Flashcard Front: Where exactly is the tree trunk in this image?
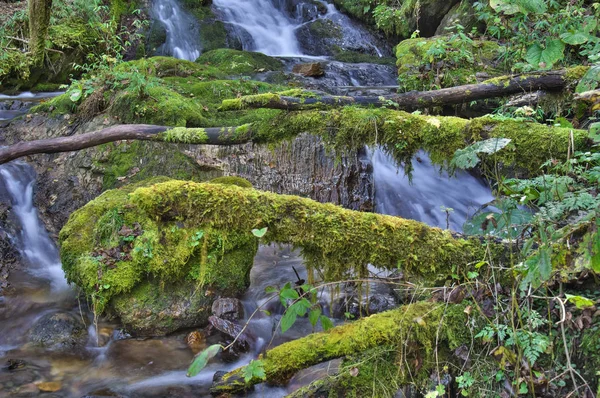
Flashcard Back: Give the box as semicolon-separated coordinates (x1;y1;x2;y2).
28;0;53;65
219;69;587;112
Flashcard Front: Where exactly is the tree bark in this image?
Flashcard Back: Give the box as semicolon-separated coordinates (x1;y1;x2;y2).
219;69;583;112
28;0;53;65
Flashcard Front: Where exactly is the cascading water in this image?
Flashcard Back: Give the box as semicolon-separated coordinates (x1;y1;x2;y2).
152;0;201;60
213;0;303;56
0;162;67;290
371;148;495;231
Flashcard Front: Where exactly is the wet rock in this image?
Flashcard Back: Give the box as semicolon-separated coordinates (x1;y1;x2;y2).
292;62;325;77
208;315;253;354
36;381;62;392
211;297;243;321
29;311;88;352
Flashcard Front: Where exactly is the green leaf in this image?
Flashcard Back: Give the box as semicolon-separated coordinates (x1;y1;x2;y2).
576;65;600;93
560;31;590;45
264;286;278;294
525;40;565;69
241;360;266;382
515;0;547;14
320;315;334;331
251;227;268;238
565;294;595;309
451;138;512;169
187;344;221;377
589;123;600;143
309;308;321;328
281;308;298;333
69;88;83;102
489;0;520;14
280;286;299;302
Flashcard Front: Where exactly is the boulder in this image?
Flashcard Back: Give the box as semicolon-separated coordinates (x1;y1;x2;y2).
292;62;325;77
29;311;88;352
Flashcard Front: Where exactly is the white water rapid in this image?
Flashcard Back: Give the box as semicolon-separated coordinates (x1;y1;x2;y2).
0;162;67;290
371;148;495;231
153;0;202;60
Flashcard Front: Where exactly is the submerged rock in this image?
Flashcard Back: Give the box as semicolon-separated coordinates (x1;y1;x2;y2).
28;311;88;352
211;297;244;321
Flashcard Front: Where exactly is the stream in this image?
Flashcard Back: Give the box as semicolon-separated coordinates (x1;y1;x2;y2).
0;1;495;396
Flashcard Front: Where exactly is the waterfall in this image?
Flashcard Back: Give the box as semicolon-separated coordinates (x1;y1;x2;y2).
213;0;302;56
0;162;67;290
153;0;201;61
370;149;495;231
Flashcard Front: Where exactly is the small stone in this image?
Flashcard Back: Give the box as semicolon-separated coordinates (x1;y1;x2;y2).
36;381;62;392
211;298;243;321
292;62;325;77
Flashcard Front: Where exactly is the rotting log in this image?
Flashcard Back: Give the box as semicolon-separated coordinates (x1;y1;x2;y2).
210;301;473;395
219;68;588;112
0;109;590;174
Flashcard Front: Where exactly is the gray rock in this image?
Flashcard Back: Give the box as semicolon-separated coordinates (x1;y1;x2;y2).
211;297;244;320
29;311;88;352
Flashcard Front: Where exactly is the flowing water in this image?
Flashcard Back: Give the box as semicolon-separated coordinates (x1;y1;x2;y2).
152;0;201;60
371;149;495;231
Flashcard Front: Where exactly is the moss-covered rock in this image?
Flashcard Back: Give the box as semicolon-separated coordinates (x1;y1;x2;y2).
395;36;503;91
196;49;284;75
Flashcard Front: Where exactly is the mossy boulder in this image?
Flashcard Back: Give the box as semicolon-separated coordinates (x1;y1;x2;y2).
395;36;503;91
59;179;258;336
196;49;284;75
435;0;483;35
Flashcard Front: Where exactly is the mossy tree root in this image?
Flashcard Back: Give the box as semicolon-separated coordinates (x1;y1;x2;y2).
210;301;474;395
219;68;588;112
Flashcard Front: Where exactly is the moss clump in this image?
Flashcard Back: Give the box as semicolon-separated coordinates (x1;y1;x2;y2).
209;176;253;188
395;37;503;91
110;85;206;126
196;49;284;75
215;301;476;393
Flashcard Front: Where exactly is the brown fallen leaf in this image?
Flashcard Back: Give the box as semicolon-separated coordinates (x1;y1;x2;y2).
37;381;62;392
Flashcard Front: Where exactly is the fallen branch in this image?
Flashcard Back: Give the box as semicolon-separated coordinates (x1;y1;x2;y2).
0;124;252;164
220;69;587;112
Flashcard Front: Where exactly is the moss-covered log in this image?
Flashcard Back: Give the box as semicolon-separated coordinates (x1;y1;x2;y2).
0;108;590;175
59;179;504;325
210;301;474;394
220;68;589;112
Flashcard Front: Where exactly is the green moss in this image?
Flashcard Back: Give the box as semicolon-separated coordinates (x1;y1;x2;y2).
209;176;253;188
196;49;284;75
94;142;215;190
60;179;493;318
216;301;477;393
110;85;206;126
395;37;503;91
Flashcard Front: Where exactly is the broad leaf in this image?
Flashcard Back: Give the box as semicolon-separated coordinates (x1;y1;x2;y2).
576;64;600;93
69;88;83;102
515;0;547;14
309;308;321;327
187;344;222;377
489;0;519;14
320;315;334;331
526;40;565;69
280;307;298;333
565;294;595;309
560;31;590;45
451;138;512;169
241;360;266;382
251;227;268;238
